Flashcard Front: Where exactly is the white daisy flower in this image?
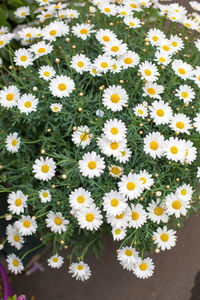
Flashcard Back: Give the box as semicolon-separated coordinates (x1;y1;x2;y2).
46;211;69;234
0;33;14;49
89;64;102;77
0;85;20;108
36;0;54;6
119;50;140;69
72;126;92;149
175;85;195;104
95;29;117;45
192;66;200;87
197;167;200;181
154;51;172;66
102;85;128;111
129;203;147;228
189;1;200;11
138;61;159;82
69;187;93;210
117;246;139;271
99;3;117;16
72;23;94;40
147;199;169;224
38;65;56;81
158;39;174;54
153;226;177;251
126;0;142;11
103;39;128;57
146;28;166;46
176;184;193;202
15;6;30;18
6;254;24;274
76;205;103;231
169;34;184;52
13;48;34;68
7;190;27;215
18;94;38;115
138;170;154;190
103;190;127;216
39;189;52;203
42;21;69;41
170;113;192;135
97;134;126;157
15;216;38;236
0;26;9;35
133;257;155;279
69;261;91;281
184;140;197;164
112;227;126;241
71;54;91;74
6;224;24;250
171;59;193;80
124;16;141;28
118;172;143;200
32;156;56;181
79;151;105;178
143;82;164;100
109;165;124;178
133;103;148;119
110;59;123;73
106;206;131;229
93;54;114;73
48;255;64;268
5;132;20;153
143;132;165;159
164;137;186;163
115;147;132;163
165;193;190;218
117;5;132;17
50;103;63;112
149;100;173;125
65;8;80;19
194;112;200;133
182;18;198;30
30;41;53;58
103;118;127;142
49;75;75;98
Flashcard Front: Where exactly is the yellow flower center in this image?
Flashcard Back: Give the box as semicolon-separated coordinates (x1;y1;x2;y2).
181;91;188;98
144;69;151;76
156;109;164;117
24;101;32;108
172;200;181;210
44;13;51;18
6;93;14;101
112;64;117;70
92;68;97;74
80;28;88;34
58;83;67;91
110;142;119;150
198;75;200;81
54;217;62;225
0;40;4;46
152;36;158;42
116;212;124;219
88;161;96;170
170;146;178;154
162;45;169;51
49;30;57;36
150;141;158;150
184;23;191;28
138;109;143;115
160;233;169;242
42;192;48;198
77;265;84;270
115;229;121;235
110;94;120;103
129;22;135;27
41;164;49;173
132;211;139;220
85;213;94;222
15;198;22;207
110;127;119;135
125;249;132;256
23;220;31;228
124;57;133;64
147;88;156;95
110;198;119;207
77;196;85;203
77;61;84;68
20;55;27;62
104;7;111;13
154;207;163;216
102;35;110;42
159;57;166;63
172;41;177;47
13;259;19;267
101;62;108;68
176;121;184;129
126;182;135;191
21;12;26;16
12;139;17;146
44;71;50;77
80;133;87;141
130;4;137;8
111;46;119;52
178;68;186;75
38;47;46;53
139;262;148;271
120;11;127;15
52;257;58;263
13;235;20;242
111;167;120;175
181;189;187;196
140;177;146;184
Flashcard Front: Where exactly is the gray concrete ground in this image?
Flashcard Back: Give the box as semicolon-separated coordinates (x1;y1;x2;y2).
11;214;200;300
